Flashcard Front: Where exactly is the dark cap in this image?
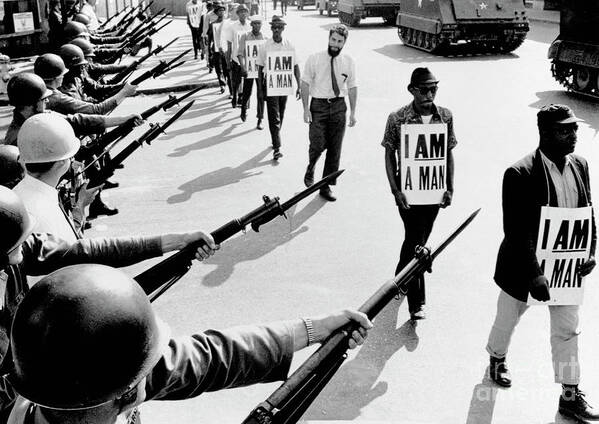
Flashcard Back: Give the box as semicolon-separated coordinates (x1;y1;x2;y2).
270;15;286;25
409;67;438;86
537;104;583;128
236;4;248;12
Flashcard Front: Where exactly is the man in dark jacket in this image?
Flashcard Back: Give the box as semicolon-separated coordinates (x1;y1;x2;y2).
486;104;597;421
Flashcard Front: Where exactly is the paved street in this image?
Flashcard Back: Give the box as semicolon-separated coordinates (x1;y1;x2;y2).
4;8;598;423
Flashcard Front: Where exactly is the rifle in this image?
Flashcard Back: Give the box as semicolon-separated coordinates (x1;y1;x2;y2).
117;1;153;35
130;46;188;85
108;5;136;31
126;8;166;41
128;13;170;45
108;17;171;63
97;6;128;30
86;101;194;189
79;86;201;164
106;37;179;84
134;171;345;302
240;208;481;424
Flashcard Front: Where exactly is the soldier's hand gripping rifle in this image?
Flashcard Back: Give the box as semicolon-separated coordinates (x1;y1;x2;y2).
79;87;201;164
85;101;194;189
129;15;171;46
130;47;189;86
134;170;345;302
117;1;154;35
126;8;167;41
241;208;481;424
106;37;178;84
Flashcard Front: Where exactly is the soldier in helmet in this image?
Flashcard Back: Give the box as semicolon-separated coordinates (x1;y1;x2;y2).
70;37;129;81
34;53;136;115
0;186;217;419
5;264;371;424
0;145;24;189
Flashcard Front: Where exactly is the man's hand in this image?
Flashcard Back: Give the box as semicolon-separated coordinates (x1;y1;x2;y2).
578;256;596;277
303;109;312;124
311;309;373;349
120;83;137;97
393;191;410;210
440;190;452;208
530;275;551;302
296;87;301;100
161;231;219;260
128;113;144;126
75;181;101;209
348;113;356;127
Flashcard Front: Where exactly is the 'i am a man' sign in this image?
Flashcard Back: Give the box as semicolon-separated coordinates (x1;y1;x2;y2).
399;123;447;205
245;40;265;79
528;206;593;305
266;50;294;96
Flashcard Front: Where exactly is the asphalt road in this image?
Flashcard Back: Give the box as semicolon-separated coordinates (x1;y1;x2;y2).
54;11;599;424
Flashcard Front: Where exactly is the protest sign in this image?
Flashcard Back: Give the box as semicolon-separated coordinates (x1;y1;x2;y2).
245;39;265;79
528;206;593;305
266;50;294;96
399;123;447;205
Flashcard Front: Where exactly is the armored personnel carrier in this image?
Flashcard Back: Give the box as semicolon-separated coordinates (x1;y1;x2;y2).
337;0;399;26
396;0;529;54
548;1;599;98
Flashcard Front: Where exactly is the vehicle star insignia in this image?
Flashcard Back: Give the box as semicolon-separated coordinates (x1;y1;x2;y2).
479;2;488;9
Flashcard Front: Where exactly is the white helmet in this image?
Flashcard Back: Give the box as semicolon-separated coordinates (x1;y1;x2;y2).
17;113;80;163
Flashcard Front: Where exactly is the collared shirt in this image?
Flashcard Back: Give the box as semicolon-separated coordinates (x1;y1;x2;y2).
256;38;298;68
302;50;357;98
186;1;204;27
239;31;266;59
13;175;79;243
540;151;579;208
211;21;226;50
202;10;218;37
224;20;251;63
381;102;458;155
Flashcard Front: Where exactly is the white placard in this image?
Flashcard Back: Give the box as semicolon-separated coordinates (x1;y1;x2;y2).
13;12;34;33
265;50;294;96
528;206;593;305
399;123;447;205
245;39;264;79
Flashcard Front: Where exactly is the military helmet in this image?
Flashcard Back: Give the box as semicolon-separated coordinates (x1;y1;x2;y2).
17;113;80;163
73;13;91;26
0;186;35;256
7;73;53;106
69;38;95;58
59;44;88;68
10;264;169;410
62;21;88;40
0;145;25;189
33;53;68;80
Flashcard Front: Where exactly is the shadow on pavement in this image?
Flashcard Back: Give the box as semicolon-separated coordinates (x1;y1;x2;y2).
200;195;328;286
531;90;599;134
374;43;520;64
167;148;273;203
301;299;420;421
526;21;559;45
465;369;499;424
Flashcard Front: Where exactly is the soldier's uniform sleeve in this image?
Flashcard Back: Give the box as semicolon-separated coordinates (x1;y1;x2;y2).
47;90;119;115
20;233;163;276
90;34;124;44
144;323;295;401
66;113;107;136
381;112;399;151
83;76;122;101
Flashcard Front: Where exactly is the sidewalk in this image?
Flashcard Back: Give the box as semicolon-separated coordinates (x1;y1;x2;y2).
525;1;560;24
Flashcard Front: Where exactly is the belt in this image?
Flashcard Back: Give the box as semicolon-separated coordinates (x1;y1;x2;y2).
313;97;343;103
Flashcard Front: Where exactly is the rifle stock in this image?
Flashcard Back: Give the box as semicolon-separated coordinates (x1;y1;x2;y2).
241;209;481;424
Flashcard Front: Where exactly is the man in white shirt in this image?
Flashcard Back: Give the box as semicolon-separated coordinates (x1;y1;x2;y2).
187;0;205;59
256;16;301;161
301;24;357;201
224;4;251;108
208;3;229;93
239;15;266;129
13;114;98;241
201;1;218;71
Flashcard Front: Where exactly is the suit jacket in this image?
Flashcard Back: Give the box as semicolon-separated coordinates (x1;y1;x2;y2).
494;148;597;302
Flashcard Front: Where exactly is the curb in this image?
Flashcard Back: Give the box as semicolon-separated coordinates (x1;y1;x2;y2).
136;81;221;95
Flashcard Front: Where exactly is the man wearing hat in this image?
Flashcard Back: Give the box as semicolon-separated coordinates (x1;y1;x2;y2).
486;104;597;420
207;2;230;93
186;0;205;59
257;15;301;160
238;14;265;128
381;67;456;321
201;1;218;72
223;3;251;108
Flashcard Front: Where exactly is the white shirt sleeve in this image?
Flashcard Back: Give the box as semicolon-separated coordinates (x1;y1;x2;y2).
301;54;314;85
346;56;357;89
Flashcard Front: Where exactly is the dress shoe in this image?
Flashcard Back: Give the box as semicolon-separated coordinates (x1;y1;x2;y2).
319;187;336;202
409;306;426;321
304;166;314;187
489;357;512;388
559;389;599;421
256;119;264;130
220;86;225;94
83;221;92;230
88;199;119;219
115;163;124;169
241;109;247;122
273;149;283;160
103;180;119;190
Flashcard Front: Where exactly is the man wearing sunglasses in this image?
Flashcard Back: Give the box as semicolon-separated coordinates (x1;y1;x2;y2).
381;67;456;321
486;104;597;421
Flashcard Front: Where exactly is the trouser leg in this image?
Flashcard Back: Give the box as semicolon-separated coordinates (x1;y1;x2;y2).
549;305;580;384
241;77;253;114
231;62;243;106
396;205;440;311
322;100;346;185
266;96;281;149
486;290;529;358
308;99;327;174
255;80;264;119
